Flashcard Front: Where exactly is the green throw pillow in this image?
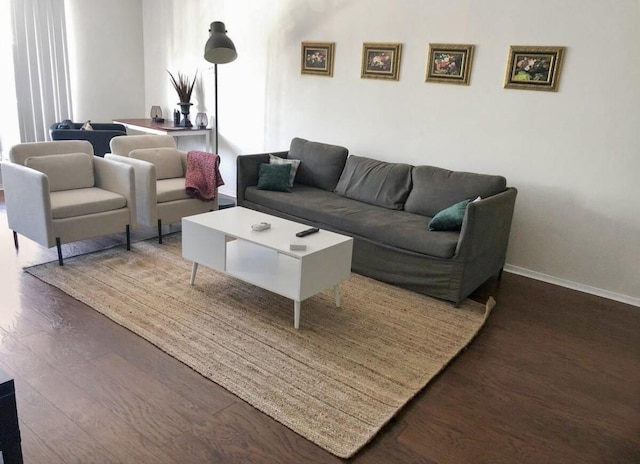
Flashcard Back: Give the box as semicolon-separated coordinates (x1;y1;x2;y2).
428;199;470;231
257;163;292;192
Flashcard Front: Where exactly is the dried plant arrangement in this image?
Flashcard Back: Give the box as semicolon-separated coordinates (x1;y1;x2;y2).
167;70;198;103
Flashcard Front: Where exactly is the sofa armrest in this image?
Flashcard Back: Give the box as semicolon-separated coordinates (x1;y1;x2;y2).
105;153;156;226
1;162;55;247
455;187;518;262
236;151;287;205
94;157;137;229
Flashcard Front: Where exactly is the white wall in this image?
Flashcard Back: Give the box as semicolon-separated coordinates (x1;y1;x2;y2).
135;0;640;305
65;0;145;122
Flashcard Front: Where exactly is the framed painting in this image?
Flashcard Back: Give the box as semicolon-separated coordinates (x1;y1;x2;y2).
361;43;402;80
425;43;475;85
504;45;565;91
301;42;334;77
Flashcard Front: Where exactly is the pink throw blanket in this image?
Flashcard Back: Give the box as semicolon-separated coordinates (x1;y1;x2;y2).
185;151;224;201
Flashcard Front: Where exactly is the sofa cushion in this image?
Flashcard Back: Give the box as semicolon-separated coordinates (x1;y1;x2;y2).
428;199;470;231
258;163;292;192
334;155;413;210
130;148;184;180
405;165;506;217
25;153;95;192
157;177;190;203
288;137;348;191
269;154;300;189
244;185;460;259
50;187;127;219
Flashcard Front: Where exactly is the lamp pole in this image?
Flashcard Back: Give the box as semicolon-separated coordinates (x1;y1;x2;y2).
214;63;219;153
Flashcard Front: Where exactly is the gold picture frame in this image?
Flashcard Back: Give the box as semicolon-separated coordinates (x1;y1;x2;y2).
504;45;565;92
425;43;475;85
361;42;402;80
301;42;335;77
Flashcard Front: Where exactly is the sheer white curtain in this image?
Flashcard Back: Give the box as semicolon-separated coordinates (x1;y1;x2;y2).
11;0;73;143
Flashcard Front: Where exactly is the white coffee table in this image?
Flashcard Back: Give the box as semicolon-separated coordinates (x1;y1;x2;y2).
182;207;353;329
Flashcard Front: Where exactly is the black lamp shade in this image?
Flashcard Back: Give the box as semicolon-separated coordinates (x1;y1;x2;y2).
204;21;237;64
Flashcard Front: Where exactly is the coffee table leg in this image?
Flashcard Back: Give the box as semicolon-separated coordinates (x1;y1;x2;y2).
334;285;341;307
294;300;301;329
190;262;199;285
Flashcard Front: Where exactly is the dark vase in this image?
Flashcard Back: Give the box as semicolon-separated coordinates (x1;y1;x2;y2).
178;102;193;127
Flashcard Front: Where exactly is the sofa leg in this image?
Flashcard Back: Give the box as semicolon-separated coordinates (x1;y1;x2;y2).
56;238;64;266
126;225;131;250
157;219;163;244
497;267;504;281
13;231;18;249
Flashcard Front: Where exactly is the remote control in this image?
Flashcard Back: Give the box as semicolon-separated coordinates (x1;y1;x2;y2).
296;227;319;237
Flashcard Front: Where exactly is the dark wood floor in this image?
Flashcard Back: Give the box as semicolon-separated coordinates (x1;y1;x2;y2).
0;191;638;464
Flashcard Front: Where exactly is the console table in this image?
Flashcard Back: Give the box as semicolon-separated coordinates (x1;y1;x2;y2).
113;118;212;153
0;368;23;464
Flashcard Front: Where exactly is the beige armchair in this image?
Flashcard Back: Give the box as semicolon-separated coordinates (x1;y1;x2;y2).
3;140;136;265
106;135;218;243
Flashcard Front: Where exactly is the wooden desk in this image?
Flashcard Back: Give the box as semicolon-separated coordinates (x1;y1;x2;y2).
113;118;212;153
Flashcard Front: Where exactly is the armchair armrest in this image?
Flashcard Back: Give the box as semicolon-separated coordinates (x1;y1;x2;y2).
236;151;287;205
104;153;156;226
1;162;55;247
94;157;137;229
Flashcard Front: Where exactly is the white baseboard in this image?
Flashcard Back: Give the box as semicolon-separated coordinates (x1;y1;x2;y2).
504;265;640;308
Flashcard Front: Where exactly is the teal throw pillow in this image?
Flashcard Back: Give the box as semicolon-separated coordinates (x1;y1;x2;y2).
257;163;292;192
428;199;470;231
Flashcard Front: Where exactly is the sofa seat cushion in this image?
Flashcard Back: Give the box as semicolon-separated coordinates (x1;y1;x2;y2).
405;165;506;217
157;177;189;203
50;188;127;219
334;155;413;210
288;137;348;191
245;185;460;258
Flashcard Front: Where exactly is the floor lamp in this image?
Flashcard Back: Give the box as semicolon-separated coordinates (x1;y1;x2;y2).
204;21;237;154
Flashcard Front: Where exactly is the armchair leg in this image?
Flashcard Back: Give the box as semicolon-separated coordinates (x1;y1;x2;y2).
13;231;19;249
56;238;64;266
157;219;163;244
126;225;131;250
497;267;504;281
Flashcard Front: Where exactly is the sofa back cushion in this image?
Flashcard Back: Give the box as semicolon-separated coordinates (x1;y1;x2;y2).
110;134;176;156
25;153;95;192
288;137;348;191
10;140;94;165
130;148;184;179
405;165;507;217
334;155;413;210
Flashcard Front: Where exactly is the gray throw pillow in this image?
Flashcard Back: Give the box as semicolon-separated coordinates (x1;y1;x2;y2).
288;137;348;191
334;155;413;210
269;154;300;189
257;163;292;192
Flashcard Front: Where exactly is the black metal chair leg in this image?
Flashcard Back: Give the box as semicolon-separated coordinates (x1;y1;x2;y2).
157;219;163;244
126;225;131;250
13;231;19;249
56;237;64;266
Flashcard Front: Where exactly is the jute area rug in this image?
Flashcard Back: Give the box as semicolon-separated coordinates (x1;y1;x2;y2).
25;234;493;458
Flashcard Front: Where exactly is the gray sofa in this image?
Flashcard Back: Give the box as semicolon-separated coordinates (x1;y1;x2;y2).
237;137;517;305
